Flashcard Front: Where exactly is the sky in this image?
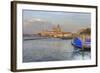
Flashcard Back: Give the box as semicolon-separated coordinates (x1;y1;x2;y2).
23;10;91;34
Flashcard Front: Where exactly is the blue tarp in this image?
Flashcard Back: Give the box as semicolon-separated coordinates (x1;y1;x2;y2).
72;38;82;48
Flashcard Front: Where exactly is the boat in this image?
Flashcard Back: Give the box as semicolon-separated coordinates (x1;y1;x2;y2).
72;37;91;51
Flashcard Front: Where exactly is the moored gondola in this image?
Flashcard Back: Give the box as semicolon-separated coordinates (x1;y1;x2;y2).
72;37;90;51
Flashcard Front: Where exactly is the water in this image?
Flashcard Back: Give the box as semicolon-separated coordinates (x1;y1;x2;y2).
23;38;91;62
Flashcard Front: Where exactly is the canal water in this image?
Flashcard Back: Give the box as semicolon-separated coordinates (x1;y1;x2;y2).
23;38;91;62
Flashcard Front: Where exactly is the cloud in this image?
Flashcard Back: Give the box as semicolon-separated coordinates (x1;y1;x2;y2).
27;18;46;23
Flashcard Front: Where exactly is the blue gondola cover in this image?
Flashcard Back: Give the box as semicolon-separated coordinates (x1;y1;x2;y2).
72;38;82;48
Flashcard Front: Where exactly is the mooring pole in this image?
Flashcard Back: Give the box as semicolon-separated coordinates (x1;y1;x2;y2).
81;35;85;60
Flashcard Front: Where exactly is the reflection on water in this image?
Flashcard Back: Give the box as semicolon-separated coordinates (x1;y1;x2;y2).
23;38;91;62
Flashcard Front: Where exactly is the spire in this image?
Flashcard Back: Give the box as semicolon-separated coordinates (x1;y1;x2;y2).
57;24;61;32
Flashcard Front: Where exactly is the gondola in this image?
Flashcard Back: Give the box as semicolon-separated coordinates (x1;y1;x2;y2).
72;37;91;51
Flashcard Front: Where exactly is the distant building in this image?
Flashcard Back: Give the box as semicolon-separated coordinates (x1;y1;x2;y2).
37;24;73;38
76;28;91;42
